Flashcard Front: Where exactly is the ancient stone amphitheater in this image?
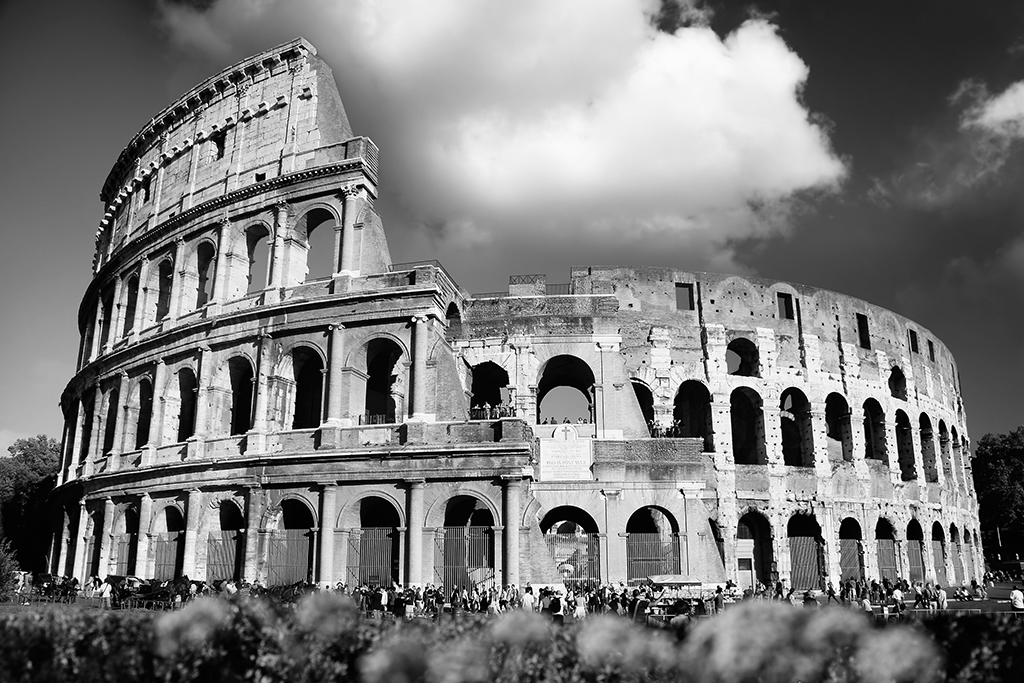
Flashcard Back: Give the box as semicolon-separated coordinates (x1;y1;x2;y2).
50;39;982;593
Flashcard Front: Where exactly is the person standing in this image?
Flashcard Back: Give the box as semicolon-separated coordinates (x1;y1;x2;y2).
1009;585;1024;611
936;584;948;610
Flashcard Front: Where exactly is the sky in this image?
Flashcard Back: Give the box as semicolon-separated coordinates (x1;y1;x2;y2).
2;0;1024;453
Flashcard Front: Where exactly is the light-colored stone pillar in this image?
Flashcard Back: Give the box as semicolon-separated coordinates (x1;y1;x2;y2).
97;497;115;577
502;476;522;587
193;345;212;440
85;385;103;476
410;315;433;422
106;276;123;354
90;300;104;361
249;334;271;452
269;202;288;290
71;398;87;480
169;236;186;321
243;488;262;583
182;489;203;578
72;499;88;581
319;485;337;588
325;324;346;424
132;257;150;338
56;510;69;575
137;493;153;579
212;219;231;304
111;372;130;460
339;187;362;275
493;526;504;585
146;360;167;456
406;479;425;586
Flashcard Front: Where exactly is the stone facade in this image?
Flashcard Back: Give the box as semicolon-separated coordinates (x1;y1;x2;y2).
50;39;983;593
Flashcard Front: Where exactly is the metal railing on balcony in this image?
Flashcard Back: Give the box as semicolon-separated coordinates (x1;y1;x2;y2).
469;405;516;420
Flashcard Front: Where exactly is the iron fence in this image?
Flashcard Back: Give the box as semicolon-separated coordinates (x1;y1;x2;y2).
626;533;680;585
434;526;495;592
544;532;601;588
347;527;400;586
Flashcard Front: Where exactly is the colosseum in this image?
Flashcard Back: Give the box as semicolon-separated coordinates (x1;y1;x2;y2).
49;38;983;595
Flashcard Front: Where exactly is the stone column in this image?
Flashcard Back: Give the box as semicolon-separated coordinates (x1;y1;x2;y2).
339;187;361;274
336;529;350;585
243;488;262;583
71;398;87;480
249;334;271;452
137;493;153;579
410;315;432;422
111;372;130;461
56;510;69;576
85;385;103;476
502;476;522;587
90;300;104;361
146;360;167;458
169;236;186;321
182;489;203;578
72;499;88;581
493;526;504;586
319;485;337;587
406;479;425;586
603;489;626;583
268;202;288;291
212;218;230;304
325;324;346;425
132;257;150;337
106;276;123;354
192;345;212;442
97;497;115;578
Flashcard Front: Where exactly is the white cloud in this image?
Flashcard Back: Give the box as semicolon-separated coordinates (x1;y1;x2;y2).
964;80;1024;139
157;0;844;259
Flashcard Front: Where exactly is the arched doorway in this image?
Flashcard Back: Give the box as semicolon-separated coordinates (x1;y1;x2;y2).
875;518;898;582
470;361;511;419
207;500;245;583
267;499;316;586
347;496;401;587
114;508;139;576
228;357;254;436
920;414;938;483
245;226;271;294
825;393;853;462
153;506;185;581
906;520;925;583
736;512;773;591
788;514;824;591
895;410;916;481
297;208;337;281
863;399;886;462
435;495;495;591
931;522;947;587
950;524;964;586
539;506;601;589
631;381;654;432
364;339;403;424
731;388;765;464
291;347;324;429
780;388;813;467
626;507;681;584
134;378;153;450
888;367;907;400
102;387;119;455
674;380;714;451
726;338;759;377
838;518;863;581
536;355;595;424
176;368;197;443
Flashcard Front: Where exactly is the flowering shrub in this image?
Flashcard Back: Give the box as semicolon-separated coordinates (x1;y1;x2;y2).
0;597;1019;683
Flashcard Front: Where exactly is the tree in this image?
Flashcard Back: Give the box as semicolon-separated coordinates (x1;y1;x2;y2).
973;427;1024;535
0;435;61;572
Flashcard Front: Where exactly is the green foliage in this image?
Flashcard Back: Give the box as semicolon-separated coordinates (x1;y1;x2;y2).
0;538;19;600
0;435;61;571
973;426;1024;531
919;613;1024;683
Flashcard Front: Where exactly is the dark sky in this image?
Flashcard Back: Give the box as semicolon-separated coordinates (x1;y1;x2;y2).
1;0;1023;451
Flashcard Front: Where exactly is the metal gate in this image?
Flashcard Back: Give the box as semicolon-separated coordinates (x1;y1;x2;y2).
951;542;964;586
907;540;925;583
839;539;863;581
789;537;822;590
876;539;898;582
347;528;400;586
545;532;601;588
434;526;494;592
931;541;947;586
154;532;184;580
83;537;99;578
206;531;243;582
626;533;680;585
115;533;137;576
267;529;314;586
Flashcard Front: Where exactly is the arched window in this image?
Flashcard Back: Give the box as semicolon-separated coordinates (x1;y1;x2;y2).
102;387;119;455
780;387;813;467
438;495;495;591
445;302;462;339
267;499;315;585
920;413;938;483
540;506;601;589
888;367;907;401
825;393;853;462
115;508;139;576
121;274;139;338
291;347;324;429
297;208;337;281
207;501;244;583
787;514;824;590
470;361;511;419
79;388;95;463
906;520;925;583
134;378;153;450
838;518;863;581
626;506;680;584
176;368;197;443
931;522;948;587
863;399;886;462
731;388;765;465
938;421;952;480
537;355;595;424
895;410;916;481
155;259;174;322
736;512;773;591
246;226;271;294
726;338;759;377
99;288;115;349
875;519;898;582
364;339;403;424
154;506;185;581
195;242;217;308
674;380;714;451
228;357;254;435
631;381;654;432
349;497;402;586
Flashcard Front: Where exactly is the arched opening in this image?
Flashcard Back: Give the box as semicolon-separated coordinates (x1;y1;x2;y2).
347;497;401;587
298;208;337;281
228;357;254;436
731;387;765;465
920;414;938;483
863;399;887;463
537;355;595;424
445;302;462;339
99;287;115;349
436;495;495;591
539;506;601;589
115;508;139;576
951;426;962;487
875;518;898;582
134;378;153;450
906;520;925;583
780;388;813;467
963;529;976;582
726;337;759;377
154;506;185;580
121;275;139;338
195;242;217;308
267;499;315;586
788;514;824;590
207;500;244;583
825;393;854;462
895;410;916;481
176;368;197;443
736;512;773;591
949;524;964;586
79;388;95;463
888;367;907;401
102;387;119;455
631;381;655;433
155;259;174;322
246;226;271;294
626;507;680;584
470;361;511;419
82;509;103;579
364;338;403;424
931;522;947;587
674;380;714;451
291;347;324;429
938;421;952;481
709;519;726;569
838;518;864;581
